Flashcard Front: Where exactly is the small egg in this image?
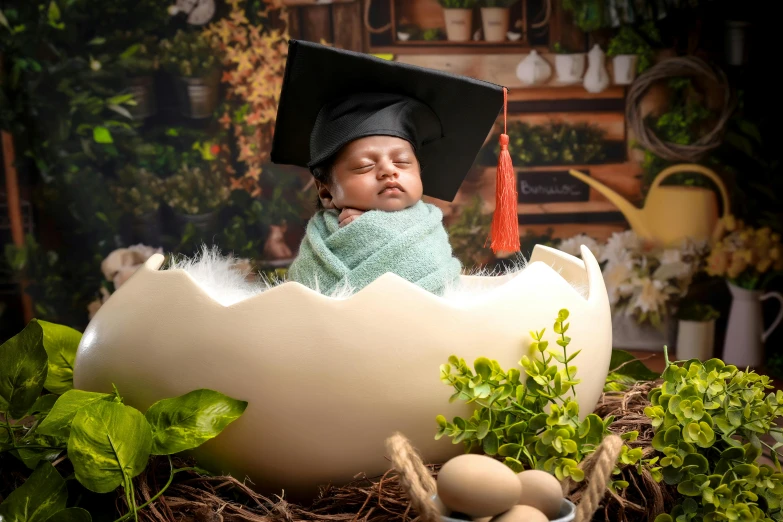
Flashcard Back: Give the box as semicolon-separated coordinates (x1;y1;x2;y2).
490;505;548;522
437;454;522;518
516;469;564;519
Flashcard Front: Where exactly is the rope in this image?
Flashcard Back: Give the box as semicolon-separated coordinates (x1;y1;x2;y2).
625;55;735;163
386;432;624;522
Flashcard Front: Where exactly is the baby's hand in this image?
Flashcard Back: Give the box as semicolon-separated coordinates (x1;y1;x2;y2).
338;208;364;227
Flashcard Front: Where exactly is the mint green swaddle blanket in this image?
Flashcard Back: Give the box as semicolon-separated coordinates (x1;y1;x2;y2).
287;200;462;296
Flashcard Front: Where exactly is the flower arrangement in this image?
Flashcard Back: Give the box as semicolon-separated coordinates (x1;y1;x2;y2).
706;214;783;290
204;0;290;196
109;165;166;217
164;163;231;215
159;29;221;78
557;230;707;327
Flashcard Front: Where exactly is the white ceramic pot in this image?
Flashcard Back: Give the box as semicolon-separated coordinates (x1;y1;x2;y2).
583;44;609;93
554;54;586;84
73;245;612;500
443;8;473;42
722;282;783;367
611;311;672;351
612;54;639;85
481;7;510;42
676;319;715;361
516;50;552;85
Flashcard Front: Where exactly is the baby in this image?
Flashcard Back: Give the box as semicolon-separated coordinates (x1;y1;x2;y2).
270;40;509;297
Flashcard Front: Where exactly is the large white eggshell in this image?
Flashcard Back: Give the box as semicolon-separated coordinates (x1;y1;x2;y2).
73;244;611;501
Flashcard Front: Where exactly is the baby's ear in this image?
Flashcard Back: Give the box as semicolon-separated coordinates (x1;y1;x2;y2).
315;180;336;209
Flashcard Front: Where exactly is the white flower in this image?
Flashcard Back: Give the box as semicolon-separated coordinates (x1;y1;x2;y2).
601;230;642;265
631;276;668;315
557;234;603;259
602;259;634;305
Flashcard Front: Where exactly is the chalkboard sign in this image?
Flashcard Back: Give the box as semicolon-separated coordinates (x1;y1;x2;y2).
517;169;591;203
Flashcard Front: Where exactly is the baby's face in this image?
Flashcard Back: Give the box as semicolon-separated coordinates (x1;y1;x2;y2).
317;136;423;212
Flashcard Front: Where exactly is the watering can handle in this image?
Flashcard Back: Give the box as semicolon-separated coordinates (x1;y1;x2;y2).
648;164;731;217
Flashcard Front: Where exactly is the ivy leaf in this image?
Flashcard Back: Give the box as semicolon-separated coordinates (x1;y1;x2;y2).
0;10;10;30
30;394;59;416
68;400;152;493
92;126;113;144
37;390;114;442
144;389;247;455
0;320;48;419
0;462;67;521
38;320;82;394
45;508;92;522
482;431;499;455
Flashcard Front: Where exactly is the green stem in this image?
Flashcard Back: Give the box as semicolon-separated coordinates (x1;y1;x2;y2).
113;457;201;522
4;418;17;449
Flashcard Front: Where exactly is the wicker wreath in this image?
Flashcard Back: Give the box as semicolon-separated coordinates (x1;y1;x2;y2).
626;55;736;163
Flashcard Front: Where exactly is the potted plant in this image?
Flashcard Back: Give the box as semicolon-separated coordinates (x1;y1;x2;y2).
550;41;586;84
112;30;160;120
478;0;518;42
674;300;719;361
438;0;477;42
159;29;222;119
164;162;231;236
109;164;166;245
705;215;783;367
606;22;659;85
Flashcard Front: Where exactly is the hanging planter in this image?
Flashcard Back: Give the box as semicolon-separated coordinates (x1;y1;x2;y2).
128;76;157;120
439;0;477;42
160;29;222;119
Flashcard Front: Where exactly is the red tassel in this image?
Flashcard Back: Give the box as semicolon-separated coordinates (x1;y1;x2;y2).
490;87;520;254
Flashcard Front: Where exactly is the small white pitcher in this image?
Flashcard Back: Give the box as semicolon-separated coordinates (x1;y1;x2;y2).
722;282;783;368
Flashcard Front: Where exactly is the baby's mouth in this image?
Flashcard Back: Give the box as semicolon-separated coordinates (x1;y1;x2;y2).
379;182;404;194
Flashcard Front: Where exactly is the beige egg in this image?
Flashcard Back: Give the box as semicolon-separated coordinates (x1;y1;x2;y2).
437;454;522;518
516;469;564;519
490;505;549;522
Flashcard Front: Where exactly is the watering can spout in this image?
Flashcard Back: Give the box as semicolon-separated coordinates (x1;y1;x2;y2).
568;169;648;235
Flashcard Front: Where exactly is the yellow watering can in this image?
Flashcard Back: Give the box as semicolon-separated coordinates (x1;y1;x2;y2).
568;164;730;247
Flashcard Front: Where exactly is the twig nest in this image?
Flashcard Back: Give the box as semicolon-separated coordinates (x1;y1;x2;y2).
437;454;522;517
516;469;564;519
490;505;548;522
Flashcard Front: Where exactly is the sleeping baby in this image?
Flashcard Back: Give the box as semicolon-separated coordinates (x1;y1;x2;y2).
269;40;509;297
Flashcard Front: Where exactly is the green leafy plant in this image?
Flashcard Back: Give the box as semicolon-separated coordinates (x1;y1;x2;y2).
645;348;783;521
492;120;608;166
159;29;221;78
438;0;478;8
110;165;166;217
106;29;160;77
435;309;661;489
164;163;231;215
422;27;446;40
551;41;580;54
0;318;247;521
675;300;720;322
561;0;606;32
606;22;661;73
604;348;661;392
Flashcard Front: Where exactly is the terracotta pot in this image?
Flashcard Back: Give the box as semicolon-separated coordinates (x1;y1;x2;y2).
676;319;715;361
722;282;783;367
612;54;638;85
480;7;510;42
443;8;473;42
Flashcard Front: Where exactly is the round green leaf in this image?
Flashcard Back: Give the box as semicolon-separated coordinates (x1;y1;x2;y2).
45;508;92;522
0;320;48;419
67;401;152;493
144;389;247;455
38;320;82;395
37;389;114;442
0;462;67;522
482;431;499;455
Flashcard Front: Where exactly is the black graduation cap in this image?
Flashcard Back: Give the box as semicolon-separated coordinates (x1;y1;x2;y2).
270;39;506;203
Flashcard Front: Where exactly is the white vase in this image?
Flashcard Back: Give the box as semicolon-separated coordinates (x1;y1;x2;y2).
443;8;473;42
515;50;552;85
612;54;638;85
676;319;715;361
583;44;610;93
723;282;783;368
554;54;586;84
611;311;672;351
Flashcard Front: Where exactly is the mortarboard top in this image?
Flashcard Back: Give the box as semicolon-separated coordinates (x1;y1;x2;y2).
270;39;506;203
